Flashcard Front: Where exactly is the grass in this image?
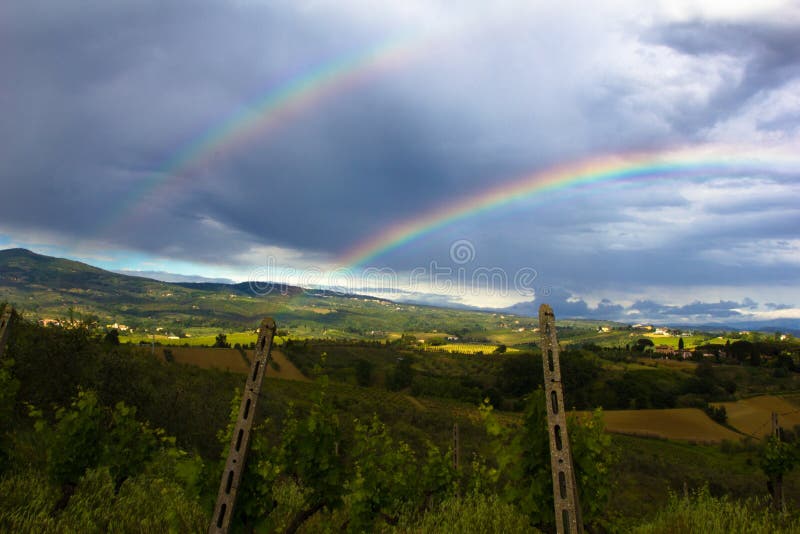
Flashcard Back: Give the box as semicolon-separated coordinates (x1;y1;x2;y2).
631;486;800;533
609;433;800;522
634;357;698;371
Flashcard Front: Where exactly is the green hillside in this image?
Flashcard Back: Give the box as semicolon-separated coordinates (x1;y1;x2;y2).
0;249;635;347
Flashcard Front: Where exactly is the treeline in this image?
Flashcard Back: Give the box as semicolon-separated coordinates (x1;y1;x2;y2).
283;340;800;413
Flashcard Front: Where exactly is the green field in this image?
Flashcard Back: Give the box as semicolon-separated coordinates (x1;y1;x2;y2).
643;334;710;348
123;330;260;347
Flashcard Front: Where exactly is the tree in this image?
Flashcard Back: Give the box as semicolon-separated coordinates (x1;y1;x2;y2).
634;338;654;352
103;329;120;346
760;435;798;510
213;333;229;348
494;344;507;354
354;359;373;387
387;356;414;391
678;337;685;350
498;354;542;397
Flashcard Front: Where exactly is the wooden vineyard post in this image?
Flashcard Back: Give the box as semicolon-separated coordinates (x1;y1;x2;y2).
209;318;277;534
539;304;583;534
771;412;784;511
0;306;12;359
452;423;460;470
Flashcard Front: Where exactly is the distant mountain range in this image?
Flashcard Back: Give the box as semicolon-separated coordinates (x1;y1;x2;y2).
114;270;236;284
1;247;798;335
0;248;320;327
0;248;496;336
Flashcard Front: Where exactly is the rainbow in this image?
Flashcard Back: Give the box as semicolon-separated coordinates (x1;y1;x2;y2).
110;33;428;228
338;144;800;268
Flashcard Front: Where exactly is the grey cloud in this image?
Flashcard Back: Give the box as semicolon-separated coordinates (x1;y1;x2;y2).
0;1;798;312
647;20;800;134
506;290;764;323
765;302;793;310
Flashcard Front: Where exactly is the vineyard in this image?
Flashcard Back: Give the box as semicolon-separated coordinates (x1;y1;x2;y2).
4;312;800;532
421;343;516;355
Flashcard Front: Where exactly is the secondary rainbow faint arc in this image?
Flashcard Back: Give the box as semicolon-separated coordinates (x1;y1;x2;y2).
112;33;426;228
337;145;800;269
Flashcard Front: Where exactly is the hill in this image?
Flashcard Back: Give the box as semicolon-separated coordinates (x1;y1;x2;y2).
0;249;531;341
4;249;789;350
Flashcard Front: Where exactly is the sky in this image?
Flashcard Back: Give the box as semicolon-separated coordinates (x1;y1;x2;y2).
1;0;800;324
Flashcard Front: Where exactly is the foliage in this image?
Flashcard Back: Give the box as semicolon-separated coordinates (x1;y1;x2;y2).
103;329;120;345
346;416;456;531
8;308;800;530
0;466;208;533
8;317;242;458
0;353;19;471
30;389;169;487
354;358;373;387
387;356;414;391
760;435;798;479
398;492;538;533
704;405;728;425
278;371;344;524
631;486;800;534
498;354;542;397
214;333;230;348
480;389;614;530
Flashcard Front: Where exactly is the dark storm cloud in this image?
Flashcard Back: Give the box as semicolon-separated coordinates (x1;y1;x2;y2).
0;0;468;261
1;0;799;314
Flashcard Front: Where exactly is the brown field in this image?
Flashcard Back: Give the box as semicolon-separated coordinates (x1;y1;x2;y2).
163;347;308;381
716;395;800;438
600;408;742;443
255;349;309;381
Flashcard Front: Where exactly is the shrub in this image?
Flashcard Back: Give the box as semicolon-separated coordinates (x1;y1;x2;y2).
399;493;538;533
632;486;800;534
